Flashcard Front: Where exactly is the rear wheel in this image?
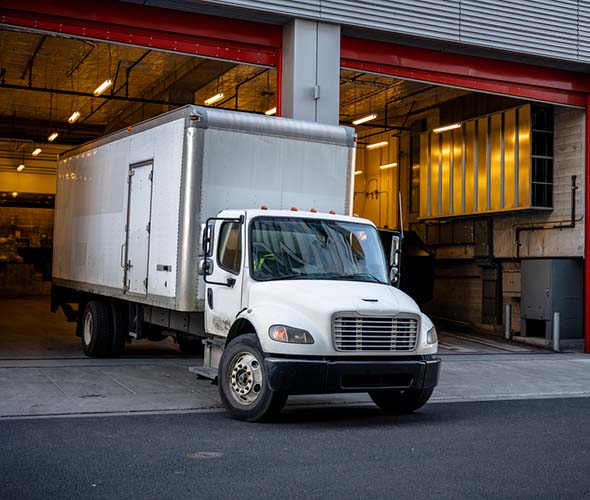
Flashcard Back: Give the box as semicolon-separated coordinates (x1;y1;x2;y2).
369;388;434;414
109;301;128;356
218;334;287;422
81;301;113;357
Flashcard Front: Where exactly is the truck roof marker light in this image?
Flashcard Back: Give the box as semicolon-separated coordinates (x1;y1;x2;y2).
329;210;336;215
310;208;317;213
290;207;298;211
352;113;377;126
260;205;268;210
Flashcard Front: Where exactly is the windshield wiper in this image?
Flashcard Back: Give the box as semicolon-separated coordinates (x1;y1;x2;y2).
331;272;384;283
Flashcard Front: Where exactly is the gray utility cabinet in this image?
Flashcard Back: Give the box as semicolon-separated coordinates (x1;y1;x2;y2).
520;259;582;339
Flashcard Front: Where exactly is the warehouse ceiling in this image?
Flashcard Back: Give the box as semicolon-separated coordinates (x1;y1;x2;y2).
0;27;470;176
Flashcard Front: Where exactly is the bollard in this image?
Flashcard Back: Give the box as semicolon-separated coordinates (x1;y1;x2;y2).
552;311;560;352
504;304;512;341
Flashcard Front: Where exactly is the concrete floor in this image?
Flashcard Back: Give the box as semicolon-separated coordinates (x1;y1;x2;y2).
1;296;590;419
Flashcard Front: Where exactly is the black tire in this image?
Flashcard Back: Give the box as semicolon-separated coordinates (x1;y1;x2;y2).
109;301;128;356
369;388;434;414
218;334;287;422
81;300;113;357
177;334;205;356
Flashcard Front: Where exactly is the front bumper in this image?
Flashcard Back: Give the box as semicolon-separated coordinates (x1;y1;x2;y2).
264;356;441;395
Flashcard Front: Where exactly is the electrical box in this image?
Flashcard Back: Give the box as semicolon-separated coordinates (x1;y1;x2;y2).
520;259;582;339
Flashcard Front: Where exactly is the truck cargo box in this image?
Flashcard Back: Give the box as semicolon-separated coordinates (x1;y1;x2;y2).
52;105;355;312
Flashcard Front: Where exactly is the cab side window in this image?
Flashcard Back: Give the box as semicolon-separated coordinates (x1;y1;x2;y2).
217;222;242;274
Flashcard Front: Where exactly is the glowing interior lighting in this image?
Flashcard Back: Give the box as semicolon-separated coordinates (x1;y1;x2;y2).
17;164;25;172
354;170;363;175
93;78;113;97
48;132;59;142
367;141;388;150
379;162;398;170
352;113;377;126
68;111;81;123
32;148;42;157
433;123;461;134
12;192;18;198
204;93;224;105
265;107;277;116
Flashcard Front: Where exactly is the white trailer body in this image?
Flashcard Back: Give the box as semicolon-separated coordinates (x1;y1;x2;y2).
53;105;355;312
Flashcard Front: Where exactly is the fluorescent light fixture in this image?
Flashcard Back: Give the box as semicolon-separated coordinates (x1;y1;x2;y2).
32;148;42;157
12;192;18;198
367;141;388;150
17;164;25;172
379;162;398;170
354;170;363;176
48;132;59;142
433;123;461;134
68;111;81;123
93;78;113;97
204;93;224;105
352;113;377;126
265;107;277;116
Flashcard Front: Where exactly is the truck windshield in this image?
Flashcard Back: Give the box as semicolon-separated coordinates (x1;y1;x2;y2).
250;216;389;284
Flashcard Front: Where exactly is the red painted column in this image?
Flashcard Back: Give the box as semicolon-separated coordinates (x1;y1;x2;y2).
585;95;590;353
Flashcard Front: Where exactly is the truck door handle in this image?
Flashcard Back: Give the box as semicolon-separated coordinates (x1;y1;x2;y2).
120;243;126;268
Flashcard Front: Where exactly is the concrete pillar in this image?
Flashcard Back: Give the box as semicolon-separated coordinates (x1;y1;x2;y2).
281;19;340;125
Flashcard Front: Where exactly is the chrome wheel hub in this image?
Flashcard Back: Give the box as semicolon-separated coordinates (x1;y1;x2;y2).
229;352;263;406
83;312;93;346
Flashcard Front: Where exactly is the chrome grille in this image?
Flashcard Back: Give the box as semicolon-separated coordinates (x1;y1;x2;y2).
333;315;419;352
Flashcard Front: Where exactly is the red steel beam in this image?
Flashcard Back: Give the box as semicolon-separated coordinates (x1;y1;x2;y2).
342;37;589;107
0;0;281;67
586;95;590;353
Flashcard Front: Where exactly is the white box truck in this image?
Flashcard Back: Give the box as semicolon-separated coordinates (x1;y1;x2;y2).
52;105;440;421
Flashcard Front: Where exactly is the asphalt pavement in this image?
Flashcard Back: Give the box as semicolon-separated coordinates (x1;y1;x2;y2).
2;397;590;500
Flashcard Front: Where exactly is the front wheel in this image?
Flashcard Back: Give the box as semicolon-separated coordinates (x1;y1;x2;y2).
218;334;287;422
369;388;434;414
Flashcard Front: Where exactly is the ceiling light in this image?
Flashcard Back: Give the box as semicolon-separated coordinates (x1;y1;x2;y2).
354;170;363;176
204;93;224;105
265;107;277;116
367;141;388;150
93;78;113;97
12;192;18;198
433;123;461;134
352;114;377;126
32;148;42;157
68;111;81;124
48;132;59;142
380;162;398;170
17;164;25;172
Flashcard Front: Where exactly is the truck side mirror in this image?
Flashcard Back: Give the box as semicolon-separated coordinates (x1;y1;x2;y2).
390;234;401;286
200;222;215;276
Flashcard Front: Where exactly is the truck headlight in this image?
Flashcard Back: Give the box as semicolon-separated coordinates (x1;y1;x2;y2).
269;325;314;344
427;326;438;345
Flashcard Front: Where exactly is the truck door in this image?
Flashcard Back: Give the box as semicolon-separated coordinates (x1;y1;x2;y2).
124;160;153;295
205;216;245;337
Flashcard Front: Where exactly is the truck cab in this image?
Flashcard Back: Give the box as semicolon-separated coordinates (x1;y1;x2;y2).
201;208;440;421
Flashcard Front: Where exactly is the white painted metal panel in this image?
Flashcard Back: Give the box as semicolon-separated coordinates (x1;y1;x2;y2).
126;163;153;295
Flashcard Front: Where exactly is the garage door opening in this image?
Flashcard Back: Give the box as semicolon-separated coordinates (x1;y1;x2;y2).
340;69;585;350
